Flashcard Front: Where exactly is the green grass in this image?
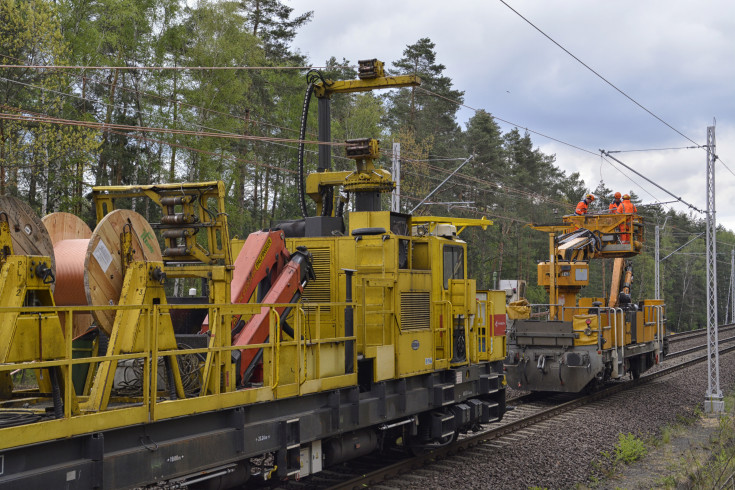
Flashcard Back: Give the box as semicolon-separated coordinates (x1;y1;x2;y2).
614;433;648;464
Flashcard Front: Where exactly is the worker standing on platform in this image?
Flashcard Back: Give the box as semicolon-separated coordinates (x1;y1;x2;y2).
575;194;595;215
616;194;637;243
609;192;622;212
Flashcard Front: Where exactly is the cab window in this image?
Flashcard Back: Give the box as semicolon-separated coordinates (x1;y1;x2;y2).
443;245;464;289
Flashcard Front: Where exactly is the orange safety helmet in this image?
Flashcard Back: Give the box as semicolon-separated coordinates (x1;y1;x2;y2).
585;193;595;201
623;194;631;200
614;192;621;199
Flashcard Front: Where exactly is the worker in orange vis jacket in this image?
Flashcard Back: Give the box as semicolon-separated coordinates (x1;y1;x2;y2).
616;194;637;243
575;194;595;215
609;192;622;211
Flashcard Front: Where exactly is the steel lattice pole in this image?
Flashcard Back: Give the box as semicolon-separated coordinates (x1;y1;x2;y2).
731;249;735;324
655;225;660;299
391;142;401;213
705;124;723;412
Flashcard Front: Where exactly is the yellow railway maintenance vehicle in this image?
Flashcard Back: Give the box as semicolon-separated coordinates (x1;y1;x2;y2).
0;60;506;489
504;212;668;392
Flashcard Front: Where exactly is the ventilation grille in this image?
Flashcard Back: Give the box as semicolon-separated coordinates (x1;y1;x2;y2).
400;291;430;330
302;248;331;311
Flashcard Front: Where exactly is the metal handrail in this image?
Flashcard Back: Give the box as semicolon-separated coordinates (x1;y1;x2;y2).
0;300;357;424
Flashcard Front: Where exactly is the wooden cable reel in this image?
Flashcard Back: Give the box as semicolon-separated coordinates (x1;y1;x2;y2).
43;209;162;336
85;209;162;334
42;212;94;337
0;196;56;288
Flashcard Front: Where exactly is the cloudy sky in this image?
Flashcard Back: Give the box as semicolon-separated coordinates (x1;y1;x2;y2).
292;0;735;232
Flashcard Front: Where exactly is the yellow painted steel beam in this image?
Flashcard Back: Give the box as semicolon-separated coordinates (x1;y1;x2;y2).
314;75;420;98
411;216;492;235
81;261;185;412
92;181;232;266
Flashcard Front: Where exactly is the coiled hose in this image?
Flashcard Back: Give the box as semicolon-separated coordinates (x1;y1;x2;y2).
297;82;315;218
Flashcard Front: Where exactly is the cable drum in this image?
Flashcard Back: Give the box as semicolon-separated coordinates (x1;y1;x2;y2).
42;212;94;337
84;209;162;335
0;196;56;290
44;209;162;336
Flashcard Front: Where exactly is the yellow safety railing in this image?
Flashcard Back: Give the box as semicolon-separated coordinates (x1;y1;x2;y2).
0;300;357;449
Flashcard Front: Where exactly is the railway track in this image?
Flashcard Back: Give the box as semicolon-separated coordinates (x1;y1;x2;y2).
668;333;735;358
668;323;735;343
316;340;735;490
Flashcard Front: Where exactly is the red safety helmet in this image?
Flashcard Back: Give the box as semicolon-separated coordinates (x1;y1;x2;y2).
614;192;621;199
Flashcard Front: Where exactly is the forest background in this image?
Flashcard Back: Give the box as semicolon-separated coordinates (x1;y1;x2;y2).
1;0;732;332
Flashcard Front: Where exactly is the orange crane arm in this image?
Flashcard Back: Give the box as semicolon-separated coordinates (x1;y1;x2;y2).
608;258;625;308
228;230;289;324
232;248;314;384
201;230;289;332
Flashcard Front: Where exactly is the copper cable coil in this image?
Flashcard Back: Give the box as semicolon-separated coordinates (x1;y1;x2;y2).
43;210;162;336
52;238;90;306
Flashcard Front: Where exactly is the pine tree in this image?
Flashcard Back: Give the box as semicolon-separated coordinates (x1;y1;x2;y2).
0;0;100;214
238;0;312;62
386;38;464;158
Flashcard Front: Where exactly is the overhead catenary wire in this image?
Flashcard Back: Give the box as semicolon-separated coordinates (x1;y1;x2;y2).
81;75;316;138
0;64;330;71
5;54;695;217
396;153;578;211
0;73;358;168
0;108;347;147
606;146;700;153
4;57;719;223
409;155;475;214
600;150;703;213
416;87;598;157
497;0;735;183
417;86;683;212
0;75;265;142
598;153;661;203
1;78;581;214
661;232;706;261
0;73;316;144
496;0;702;149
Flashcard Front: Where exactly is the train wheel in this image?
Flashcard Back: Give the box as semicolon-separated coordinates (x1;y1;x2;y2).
408;429;458;456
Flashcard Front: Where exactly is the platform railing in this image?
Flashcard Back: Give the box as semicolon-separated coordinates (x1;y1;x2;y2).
0;300;357;449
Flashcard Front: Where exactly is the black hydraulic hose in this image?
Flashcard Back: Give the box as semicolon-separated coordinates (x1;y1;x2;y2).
165;357;178;400
50;368;64;419
297;82;315;218
241;348;264;385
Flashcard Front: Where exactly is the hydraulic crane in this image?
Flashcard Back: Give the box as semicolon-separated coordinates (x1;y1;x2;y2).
533;211;644;321
504;210;666;392
298;59;420;219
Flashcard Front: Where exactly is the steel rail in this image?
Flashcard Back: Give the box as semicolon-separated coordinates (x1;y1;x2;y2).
669;323;735;343
329;343;735;490
668;334;735;357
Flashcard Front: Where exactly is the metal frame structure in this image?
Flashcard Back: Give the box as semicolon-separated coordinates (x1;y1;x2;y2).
730;249;735;324
391;142;401;212
655;224;660;299
705;124;723;413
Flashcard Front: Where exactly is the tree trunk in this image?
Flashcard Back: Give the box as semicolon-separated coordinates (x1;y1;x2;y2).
269;167;280;224
262;164;271;229
98;69;120;186
169;66;178;181
29;150;37;208
1;120;5;194
252;0;261;37
132;70;149;197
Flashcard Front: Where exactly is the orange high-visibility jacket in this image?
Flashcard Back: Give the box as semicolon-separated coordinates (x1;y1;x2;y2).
609;200;620;211
616;199;637;214
575;200;589;215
